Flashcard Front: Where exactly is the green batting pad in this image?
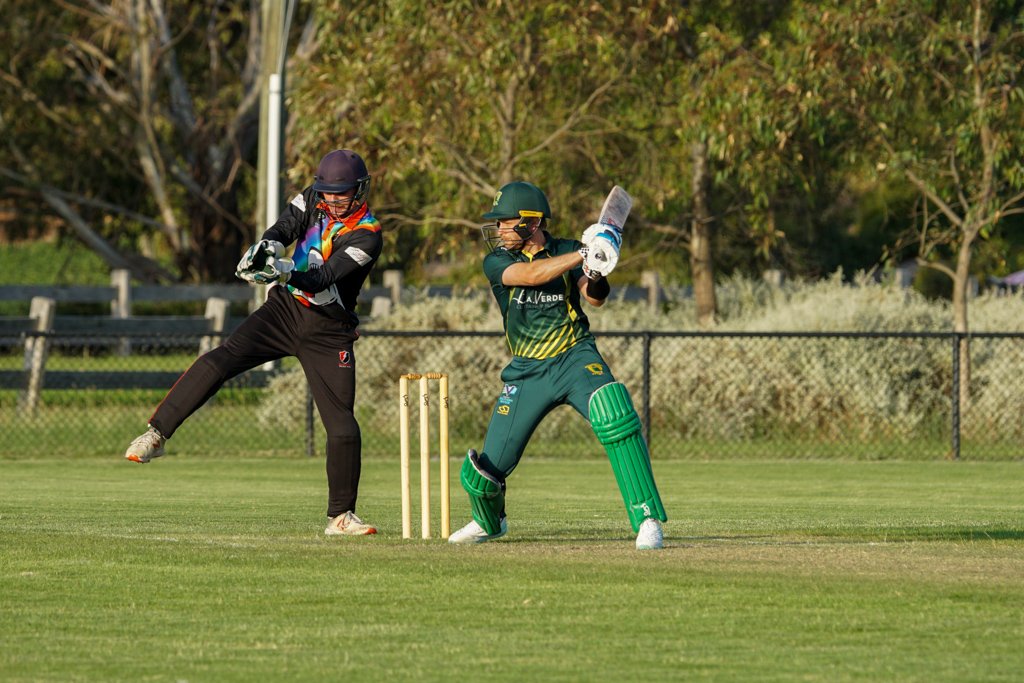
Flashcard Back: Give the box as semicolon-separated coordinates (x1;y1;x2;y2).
589;382;667;532
460;450;505;535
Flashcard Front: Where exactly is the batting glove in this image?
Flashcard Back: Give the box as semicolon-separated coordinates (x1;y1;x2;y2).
581;223;623;254
578;242;619;279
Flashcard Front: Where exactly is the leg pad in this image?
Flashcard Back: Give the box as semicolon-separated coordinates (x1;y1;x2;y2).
590;382;667;532
460;450;505;535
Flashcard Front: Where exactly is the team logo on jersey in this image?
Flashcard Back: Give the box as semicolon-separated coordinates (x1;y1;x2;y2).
497;405;510;415
338;350;352;368
511;290;565;306
498;383;518;406
585;363;604;376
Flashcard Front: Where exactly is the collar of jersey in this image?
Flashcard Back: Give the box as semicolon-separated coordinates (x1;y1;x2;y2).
317;201;369;229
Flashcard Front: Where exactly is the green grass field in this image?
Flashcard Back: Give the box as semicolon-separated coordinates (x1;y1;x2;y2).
1;457;1022;682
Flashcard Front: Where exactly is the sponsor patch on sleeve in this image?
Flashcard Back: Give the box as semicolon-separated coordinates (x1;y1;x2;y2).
290;193;306;212
345;246;372;266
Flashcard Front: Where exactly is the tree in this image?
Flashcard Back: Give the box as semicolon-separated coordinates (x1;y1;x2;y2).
289;0;656;277
828;0;1024;412
0;1;282;283
638;1;837;326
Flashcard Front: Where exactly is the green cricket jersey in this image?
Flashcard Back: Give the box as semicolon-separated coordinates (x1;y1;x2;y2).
483;233;594;359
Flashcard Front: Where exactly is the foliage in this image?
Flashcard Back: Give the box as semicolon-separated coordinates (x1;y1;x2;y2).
244;276;1024;455
0;1;282;282
3;0;1023;305
289;1;653;277
817;0;1024;331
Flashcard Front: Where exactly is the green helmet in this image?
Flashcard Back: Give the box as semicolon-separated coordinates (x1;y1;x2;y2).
482;181;552;220
480;181;551;252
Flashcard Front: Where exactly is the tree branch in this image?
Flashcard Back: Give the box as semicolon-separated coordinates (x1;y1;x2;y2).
916;256;956;280
512;76;618;165
38;189;174;282
148;0;197;143
376;212;480;230
903;167;964;228
168;163;251;233
432;143;495;197
0;167;173;232
632;216;691;240
0;71;83;133
949;150;969;214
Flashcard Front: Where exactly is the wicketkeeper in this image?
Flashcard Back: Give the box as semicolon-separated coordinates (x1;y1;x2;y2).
124;149;383;536
449;181;667;549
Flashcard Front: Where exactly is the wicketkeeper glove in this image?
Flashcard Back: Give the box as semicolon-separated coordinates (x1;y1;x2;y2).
236;239;285;274
235;240;292;285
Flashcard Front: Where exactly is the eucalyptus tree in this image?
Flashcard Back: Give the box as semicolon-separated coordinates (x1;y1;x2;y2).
822;0;1024;410
0;1;289;282
635;1;827;326
290;1;651;275
0;2;171;278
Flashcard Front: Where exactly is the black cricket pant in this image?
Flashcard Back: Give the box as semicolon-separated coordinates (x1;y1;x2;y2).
149;286;362;517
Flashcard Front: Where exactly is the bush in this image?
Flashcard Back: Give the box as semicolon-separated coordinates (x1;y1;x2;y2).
256;273;1024;455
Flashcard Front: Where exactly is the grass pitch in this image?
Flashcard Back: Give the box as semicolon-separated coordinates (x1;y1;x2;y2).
1;457;1022;682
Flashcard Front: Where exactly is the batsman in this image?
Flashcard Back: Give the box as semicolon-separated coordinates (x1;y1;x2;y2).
449;181;667;550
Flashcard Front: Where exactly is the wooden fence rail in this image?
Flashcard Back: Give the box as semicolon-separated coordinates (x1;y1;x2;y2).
0;296;250;415
0;268;668;319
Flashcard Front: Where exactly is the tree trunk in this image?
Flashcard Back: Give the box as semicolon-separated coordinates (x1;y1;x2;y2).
187;166;247;283
952;224;977;428
690;141;716;328
40;190;173;282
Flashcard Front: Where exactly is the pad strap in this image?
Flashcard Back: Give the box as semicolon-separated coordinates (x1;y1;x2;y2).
589;382;667;532
459;450;505;535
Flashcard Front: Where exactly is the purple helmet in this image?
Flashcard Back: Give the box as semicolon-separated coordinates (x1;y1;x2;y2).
312;150;371;216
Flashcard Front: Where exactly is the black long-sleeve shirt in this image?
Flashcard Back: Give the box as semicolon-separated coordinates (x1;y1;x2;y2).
262;185;383;324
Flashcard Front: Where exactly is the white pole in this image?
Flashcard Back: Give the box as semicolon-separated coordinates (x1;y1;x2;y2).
258;73;283;370
266;73;282;228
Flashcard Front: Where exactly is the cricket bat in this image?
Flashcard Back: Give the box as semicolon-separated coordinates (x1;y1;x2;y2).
597;185;633;230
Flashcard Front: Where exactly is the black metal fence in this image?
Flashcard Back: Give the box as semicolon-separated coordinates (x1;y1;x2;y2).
2;330;1021;460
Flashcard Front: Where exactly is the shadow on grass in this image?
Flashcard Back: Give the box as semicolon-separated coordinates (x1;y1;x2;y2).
512;528;1024;545
699;528;1024;544
865;527;1024;542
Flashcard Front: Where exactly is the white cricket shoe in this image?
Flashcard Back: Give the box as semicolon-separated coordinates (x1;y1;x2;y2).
636;518;664;550
324;511;377;536
124;426;166;463
447;517;508;544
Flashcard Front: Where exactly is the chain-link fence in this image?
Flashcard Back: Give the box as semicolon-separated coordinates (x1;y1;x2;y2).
2;330;1021;460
